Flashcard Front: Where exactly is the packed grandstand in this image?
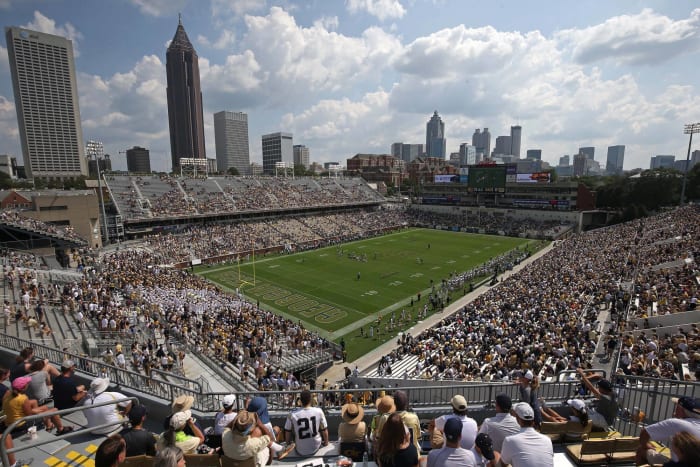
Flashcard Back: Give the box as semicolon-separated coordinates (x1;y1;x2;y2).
0;176;698;466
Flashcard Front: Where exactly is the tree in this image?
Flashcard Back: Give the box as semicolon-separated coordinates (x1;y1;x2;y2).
293;164;308;176
227;167;240;176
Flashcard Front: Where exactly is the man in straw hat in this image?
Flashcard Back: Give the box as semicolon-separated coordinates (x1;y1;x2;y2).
222;410;275;467
636;396;700;465
339;402;366;443
164;394;202;437
83;377;131;435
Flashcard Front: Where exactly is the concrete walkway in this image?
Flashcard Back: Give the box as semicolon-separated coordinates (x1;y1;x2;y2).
316;242;556;386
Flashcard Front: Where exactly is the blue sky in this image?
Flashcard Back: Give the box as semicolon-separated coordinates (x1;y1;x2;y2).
1;0;699;172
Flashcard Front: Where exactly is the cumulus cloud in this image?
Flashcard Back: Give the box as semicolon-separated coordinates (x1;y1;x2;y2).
556;8;700;65
0;46;8;73
0;96;19;142
21;11;82;55
197;29;236;50
314;16;339;31
211;0;266;20
129;0;187;17
346;0;406;21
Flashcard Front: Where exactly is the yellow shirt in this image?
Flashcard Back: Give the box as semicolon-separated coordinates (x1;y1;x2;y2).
2;392;28;426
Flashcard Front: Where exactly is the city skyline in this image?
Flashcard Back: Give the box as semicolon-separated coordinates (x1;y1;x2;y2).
0;1;699;172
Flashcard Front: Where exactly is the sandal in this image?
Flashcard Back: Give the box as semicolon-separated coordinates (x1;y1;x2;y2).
56;426;74;435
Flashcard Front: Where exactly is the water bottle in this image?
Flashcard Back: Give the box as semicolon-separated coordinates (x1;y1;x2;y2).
363;450;368;467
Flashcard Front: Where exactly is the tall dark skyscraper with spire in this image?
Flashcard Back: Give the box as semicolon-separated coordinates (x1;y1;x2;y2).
166;16;205;171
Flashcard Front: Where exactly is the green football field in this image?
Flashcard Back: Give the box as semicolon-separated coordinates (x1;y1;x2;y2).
198;228;534;358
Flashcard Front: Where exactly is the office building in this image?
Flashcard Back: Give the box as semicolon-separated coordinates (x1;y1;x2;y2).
459;143;476;165
261;132;293;174
605;145;625;174
579;147;595;161
126;146;151;173
166;16;206;171
472;128;491;158
425;111;446;158
293;145;310;169
391;143;423;163
214;111;250;175
494;136;512;155
510;125;522;158
559;155;570;166
526;149;542;160
573;153;587;176
0;155;18;179
5;27;88;180
650;155;675;169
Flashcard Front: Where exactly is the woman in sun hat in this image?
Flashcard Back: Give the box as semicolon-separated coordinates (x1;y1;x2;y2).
369;395;396;456
339;402;366;443
158;410;205;454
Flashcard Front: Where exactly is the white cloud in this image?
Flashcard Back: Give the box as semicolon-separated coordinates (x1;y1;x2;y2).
346;0;406;21
0;0;12;9
212;0;266;20
129;0;187;17
0;46;8;73
22;11;82;55
197;29;236;50
556;8;700;65
314;16;339;31
0;96;19;145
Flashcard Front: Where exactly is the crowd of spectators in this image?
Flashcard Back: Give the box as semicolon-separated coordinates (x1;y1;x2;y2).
0;210;87;245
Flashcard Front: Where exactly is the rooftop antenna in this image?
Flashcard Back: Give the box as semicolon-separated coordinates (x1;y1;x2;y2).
178;13;182;25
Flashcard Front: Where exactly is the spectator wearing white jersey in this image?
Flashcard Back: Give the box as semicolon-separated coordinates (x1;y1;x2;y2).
284;390;328;456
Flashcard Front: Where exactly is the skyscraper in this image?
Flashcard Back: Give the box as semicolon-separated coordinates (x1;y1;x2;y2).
606;145;625;174
494;136;512;155
214;111;250;175
126;146;151;173
5;27;87;179
649;155;675;169
293;145;310;169
526;149;542;160
459;143;476;165
579;147;595;161
261;132;293;174
425;111;446;158
559;155;570;166
166;16;206;171
510;125;522;158
472;128;491;158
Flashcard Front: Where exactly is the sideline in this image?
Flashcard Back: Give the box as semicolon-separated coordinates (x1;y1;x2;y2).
316;242;556;386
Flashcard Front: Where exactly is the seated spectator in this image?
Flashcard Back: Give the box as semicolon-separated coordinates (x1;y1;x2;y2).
637;397;700;465
1;375;70;435
284;389;328;457
214;395;238;435
376;412;419;467
369;395;395;455
431;394;478;450
500;403;553;467
339;402;367;443
473;433;500;467
668;431;700;467
52;360;86;411
427;418;476;467
83;377;131;435
95;434;126;467
159;410;205;454
119;405;156;457
153;446;185;467
222;410;274;467
26;359;52;405
478;393;519;452
246;396;277;441
164;394;203;436
394;390;422;454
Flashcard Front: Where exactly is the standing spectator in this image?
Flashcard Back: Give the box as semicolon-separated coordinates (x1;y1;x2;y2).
431;394;478;450
394;390;422;454
376;413;419;467
284;389;328;457
221;410;274;467
119;405;156;457
338;402;366;443
52;360;86;411
636;397;700;465
500;403;553;467
576;369;618;431
95;434;126;467
427;418;477;467
478;393;520;452
518;370;542;428
83;377;131;435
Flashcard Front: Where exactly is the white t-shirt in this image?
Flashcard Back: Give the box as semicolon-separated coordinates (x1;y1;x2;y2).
214;411;238;435
284;406;327;456
500;427;553;467
436;414;479;450
478;412;521;452
84;391;128;434
427;446;477;467
645;417;700;461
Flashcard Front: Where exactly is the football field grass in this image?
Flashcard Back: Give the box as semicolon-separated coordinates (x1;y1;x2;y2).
198;228;534;359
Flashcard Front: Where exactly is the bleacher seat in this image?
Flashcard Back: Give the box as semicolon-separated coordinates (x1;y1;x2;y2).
565;438;615;465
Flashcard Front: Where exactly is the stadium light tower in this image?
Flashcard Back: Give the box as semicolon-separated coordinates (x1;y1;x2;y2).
680;122;700;206
86;140;110;245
